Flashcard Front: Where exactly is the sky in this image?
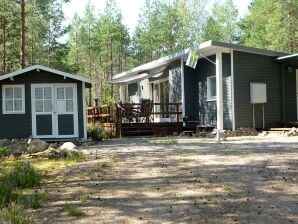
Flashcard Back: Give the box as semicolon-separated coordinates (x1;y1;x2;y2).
63;0;252;35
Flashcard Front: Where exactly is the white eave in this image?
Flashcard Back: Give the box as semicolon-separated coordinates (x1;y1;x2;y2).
111;40;288;84
0;65;92;87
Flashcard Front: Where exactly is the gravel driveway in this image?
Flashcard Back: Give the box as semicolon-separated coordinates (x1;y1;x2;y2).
34;135;298;224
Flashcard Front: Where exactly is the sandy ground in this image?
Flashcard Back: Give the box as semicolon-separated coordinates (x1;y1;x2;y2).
33;135;298;224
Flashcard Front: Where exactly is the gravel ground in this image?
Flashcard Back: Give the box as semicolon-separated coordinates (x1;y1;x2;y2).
34;135;298;224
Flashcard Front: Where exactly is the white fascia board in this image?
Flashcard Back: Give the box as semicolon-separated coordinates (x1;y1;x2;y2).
0;65;92;85
112;40;214;81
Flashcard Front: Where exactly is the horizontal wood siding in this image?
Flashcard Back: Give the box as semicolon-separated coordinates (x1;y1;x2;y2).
184;53;232;129
233;51;282;128
284;67;297;120
0;70;84;139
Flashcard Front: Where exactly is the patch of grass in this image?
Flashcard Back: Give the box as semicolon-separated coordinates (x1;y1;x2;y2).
64;204;86;217
0;161;41;207
64;151;86;163
222;184;232;192
0;147;10;159
110;154;120;162
7;161;41;188
79;195;87;204
152;137;178;145
0;203;34;224
15;190;48;209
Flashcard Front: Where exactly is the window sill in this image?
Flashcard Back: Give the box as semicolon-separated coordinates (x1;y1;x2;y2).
2;111;25;115
206;98;216;102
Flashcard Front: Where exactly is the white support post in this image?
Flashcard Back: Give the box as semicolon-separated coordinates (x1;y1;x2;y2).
231;50;236;131
119;85;125;102
216;51;223;142
181;57;186;126
82;82;87;140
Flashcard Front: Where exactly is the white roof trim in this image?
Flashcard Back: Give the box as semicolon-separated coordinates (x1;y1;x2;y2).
277;53;298;60
0;65;92;84
112;40;288;84
110;73;149;84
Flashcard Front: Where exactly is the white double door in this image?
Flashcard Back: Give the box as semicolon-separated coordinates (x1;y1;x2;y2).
31;83;78;138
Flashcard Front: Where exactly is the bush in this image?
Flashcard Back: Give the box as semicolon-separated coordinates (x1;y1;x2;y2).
7;161;41;188
0;203;33;224
0;147;10;159
87;125;103;141
88;125;114;141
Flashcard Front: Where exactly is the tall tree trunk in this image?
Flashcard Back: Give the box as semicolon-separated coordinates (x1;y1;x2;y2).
20;0;25;69
2;0;7;74
110;38;113;100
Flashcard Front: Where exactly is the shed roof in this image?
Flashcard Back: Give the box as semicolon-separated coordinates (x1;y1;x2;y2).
276;54;298;67
0;65;92;87
111;40;289;84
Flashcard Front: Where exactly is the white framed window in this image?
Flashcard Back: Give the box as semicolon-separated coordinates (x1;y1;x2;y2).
2;85;25;114
207;76;216;101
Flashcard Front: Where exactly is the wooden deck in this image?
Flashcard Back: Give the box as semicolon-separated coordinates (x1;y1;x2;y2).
87;102;182;137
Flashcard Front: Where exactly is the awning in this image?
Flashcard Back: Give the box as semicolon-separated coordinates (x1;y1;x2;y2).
109;65;169;85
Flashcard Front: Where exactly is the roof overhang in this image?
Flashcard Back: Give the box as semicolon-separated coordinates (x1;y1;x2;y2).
0;65;92;88
276;54;298;67
111;40;288;85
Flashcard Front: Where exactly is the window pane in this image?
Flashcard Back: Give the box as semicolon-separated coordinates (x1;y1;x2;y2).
44;87;52;99
66;100;73;112
5;88;13;99
57;88;64;99
5;100;13;111
35;88;43;99
211;78;216;97
14;87;22;99
35;100;43;112
14;100;22;111
65;87;73;99
44;100;52;112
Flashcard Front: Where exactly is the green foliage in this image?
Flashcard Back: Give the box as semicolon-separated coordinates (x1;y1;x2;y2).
0;161;41;207
16;191;48;209
64;152;86;162
64;204;86;217
88;125;114;141
240;0;298;53
7;161;41;188
0;203;33;224
0;147;10;159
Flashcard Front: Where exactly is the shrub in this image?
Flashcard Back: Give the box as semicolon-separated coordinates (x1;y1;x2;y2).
0;147;10;159
6;161;41;188
0;203;33;224
64;151;86;162
87;125;103;141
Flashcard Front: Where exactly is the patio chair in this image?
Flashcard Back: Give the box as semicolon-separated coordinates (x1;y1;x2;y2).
136;99;153;123
117;103;138;123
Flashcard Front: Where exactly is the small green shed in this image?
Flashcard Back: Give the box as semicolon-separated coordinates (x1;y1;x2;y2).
0;65;91;139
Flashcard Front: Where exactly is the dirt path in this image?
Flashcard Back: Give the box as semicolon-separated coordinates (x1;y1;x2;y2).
34;136;298;224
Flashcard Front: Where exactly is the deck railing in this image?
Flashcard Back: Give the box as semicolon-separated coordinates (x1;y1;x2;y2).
87;102;182;124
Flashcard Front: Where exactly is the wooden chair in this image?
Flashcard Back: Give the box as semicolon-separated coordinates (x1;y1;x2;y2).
136;99;153;123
